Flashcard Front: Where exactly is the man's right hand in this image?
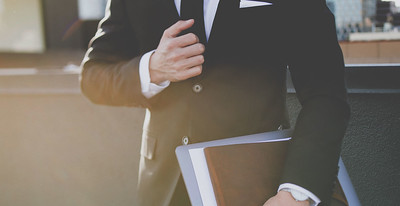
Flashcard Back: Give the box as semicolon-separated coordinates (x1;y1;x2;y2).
149;19;205;84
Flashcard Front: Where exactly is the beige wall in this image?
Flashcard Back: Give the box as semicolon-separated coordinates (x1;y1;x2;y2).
340;41;400;64
0;70;143;206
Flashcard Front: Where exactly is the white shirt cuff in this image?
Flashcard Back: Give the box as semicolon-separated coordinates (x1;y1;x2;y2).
139;50;170;99
278;183;321;206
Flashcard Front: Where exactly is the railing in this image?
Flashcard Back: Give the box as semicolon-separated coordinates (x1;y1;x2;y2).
287;63;400;94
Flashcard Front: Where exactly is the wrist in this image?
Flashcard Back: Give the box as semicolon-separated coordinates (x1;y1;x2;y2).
278;183;320;205
280;188;310;203
148;52;166;84
139;50;169;98
149;70;164;85
270;191;310;206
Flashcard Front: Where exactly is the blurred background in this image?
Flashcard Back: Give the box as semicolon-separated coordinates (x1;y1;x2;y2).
0;0;399;205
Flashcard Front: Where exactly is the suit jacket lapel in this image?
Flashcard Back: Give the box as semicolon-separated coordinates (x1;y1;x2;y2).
206;0;239;46
159;0;180;20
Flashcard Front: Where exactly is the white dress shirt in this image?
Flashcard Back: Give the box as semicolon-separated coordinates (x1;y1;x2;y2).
138;0;321;204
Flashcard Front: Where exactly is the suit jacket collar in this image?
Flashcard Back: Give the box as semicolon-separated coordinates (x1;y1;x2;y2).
157;0;238;44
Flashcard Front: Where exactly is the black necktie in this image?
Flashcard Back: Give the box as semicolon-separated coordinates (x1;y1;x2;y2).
180;0;207;45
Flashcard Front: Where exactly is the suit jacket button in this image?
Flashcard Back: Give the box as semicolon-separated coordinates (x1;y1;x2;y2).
182;136;190;145
192;83;203;93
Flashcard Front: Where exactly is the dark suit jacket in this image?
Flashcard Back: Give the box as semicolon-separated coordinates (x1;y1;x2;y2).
80;0;350;205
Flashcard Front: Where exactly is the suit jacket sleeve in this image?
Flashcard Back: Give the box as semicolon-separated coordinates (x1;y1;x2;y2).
80;0;150;107
279;0;351;203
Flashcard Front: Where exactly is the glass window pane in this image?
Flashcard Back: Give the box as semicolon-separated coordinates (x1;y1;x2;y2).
0;0;45;53
328;0;400;64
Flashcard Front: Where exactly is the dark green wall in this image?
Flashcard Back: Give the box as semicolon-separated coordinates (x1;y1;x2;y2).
287;90;400;206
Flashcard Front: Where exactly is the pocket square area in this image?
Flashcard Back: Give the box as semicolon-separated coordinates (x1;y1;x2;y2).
240;0;273;8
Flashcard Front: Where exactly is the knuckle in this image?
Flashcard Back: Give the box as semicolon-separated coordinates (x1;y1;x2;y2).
170;51;181;62
198;55;205;63
175;73;186;81
198;44;205;52
192;65;201;73
190;67;202;77
172;64;181;72
189;33;198;42
194;34;200;43
165;40;175;50
196;66;203;75
163;29;170;37
174;62;183;70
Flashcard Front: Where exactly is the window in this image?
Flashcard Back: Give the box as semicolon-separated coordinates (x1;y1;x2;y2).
328;0;400;64
0;0;45;52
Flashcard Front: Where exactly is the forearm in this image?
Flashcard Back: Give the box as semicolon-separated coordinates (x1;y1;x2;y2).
280;95;350;203
81;56;149;107
280;2;351;202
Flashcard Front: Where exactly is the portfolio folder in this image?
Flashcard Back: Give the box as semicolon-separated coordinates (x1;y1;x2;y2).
204;141;289;206
175;129;292;206
176;129;357;206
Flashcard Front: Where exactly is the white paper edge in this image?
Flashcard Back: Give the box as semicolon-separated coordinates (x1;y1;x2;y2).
189;148;218;206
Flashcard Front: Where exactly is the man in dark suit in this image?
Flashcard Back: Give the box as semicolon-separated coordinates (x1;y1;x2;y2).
80;0;350;205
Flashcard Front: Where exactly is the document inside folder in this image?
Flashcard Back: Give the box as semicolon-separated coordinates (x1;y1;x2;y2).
203;141;289;206
176;130;292;206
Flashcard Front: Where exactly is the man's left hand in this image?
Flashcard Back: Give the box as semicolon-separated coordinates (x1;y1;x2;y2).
264;191;310;206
